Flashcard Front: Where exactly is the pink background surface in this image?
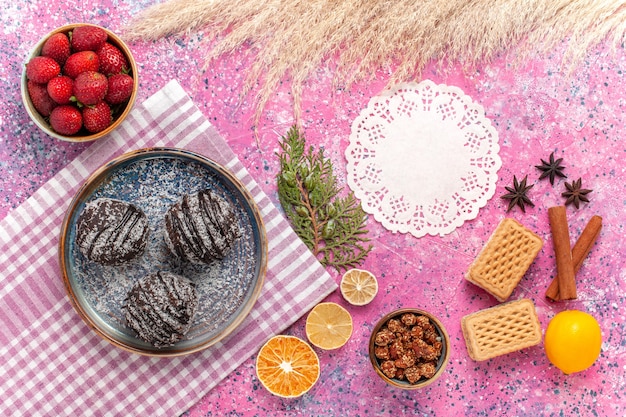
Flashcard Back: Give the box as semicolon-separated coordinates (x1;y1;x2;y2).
2;1;626;416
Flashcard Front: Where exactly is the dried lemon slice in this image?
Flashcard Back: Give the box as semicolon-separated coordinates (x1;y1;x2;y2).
340;268;378;306
305;302;353;350
256;335;320;398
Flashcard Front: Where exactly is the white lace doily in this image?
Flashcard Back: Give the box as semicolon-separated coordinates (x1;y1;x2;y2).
346;80;501;237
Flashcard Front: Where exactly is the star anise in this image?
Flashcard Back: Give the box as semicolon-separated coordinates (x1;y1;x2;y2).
562;178;592;209
535;152;566;185
501;175;535;213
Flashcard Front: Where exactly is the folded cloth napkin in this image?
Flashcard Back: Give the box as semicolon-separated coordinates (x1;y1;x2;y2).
0;80;337;415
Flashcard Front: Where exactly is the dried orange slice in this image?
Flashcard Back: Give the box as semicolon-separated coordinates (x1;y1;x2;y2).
256;335;320;398
305;302;353;350
340;268;378;306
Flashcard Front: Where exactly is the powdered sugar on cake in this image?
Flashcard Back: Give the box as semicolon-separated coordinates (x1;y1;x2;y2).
164;189;241;265
124;271;199;347
75;198;149;266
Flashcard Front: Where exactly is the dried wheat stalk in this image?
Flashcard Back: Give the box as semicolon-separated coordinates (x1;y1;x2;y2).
124;0;626;125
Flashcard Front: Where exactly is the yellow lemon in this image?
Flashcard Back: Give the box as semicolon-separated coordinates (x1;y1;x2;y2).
544;310;602;375
305;302;353;350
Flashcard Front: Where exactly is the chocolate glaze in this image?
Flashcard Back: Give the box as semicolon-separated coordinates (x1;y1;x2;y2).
124;271;198;347
164;189;241;264
75;198;149;266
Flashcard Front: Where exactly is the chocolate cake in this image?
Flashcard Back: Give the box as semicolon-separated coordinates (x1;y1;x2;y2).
164;189;241;265
75;198;149;266
124;271;199;347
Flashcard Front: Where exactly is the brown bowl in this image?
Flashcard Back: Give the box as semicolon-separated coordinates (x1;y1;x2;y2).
369;308;450;389
21;23;138;142
58;148;268;356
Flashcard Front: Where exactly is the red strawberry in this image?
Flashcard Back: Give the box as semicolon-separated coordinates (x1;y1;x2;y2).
105;73;133;105
27;80;58;117
82;101;112;133
25;56;61;83
71;26;108;52
64;51;100;79
47;75;74;105
73;71;108;105
41;32;71;66
50;105;83;135
97;43;129;76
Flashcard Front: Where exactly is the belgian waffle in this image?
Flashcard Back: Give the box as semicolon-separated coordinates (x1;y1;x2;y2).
461;298;542;361
466;218;542;301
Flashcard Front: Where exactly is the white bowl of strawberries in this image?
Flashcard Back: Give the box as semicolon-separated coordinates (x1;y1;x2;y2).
21;23;138;142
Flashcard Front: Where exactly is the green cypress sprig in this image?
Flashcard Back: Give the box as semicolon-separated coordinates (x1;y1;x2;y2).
276;126;372;271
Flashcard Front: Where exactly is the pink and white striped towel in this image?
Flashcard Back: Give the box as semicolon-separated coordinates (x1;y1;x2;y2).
0;80;337;415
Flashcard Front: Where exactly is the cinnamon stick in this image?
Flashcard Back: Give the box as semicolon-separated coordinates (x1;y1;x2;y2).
546;215;602;300
548;206;577;300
